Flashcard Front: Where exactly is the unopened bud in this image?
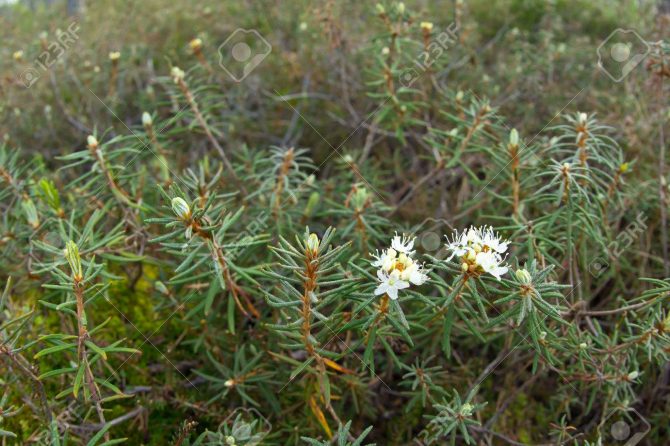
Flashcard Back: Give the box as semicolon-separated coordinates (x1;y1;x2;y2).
142;112;153;127
189;38;202;51
420;22;434;31
155;281;169;295
87;135;98;150
171;66;185;83
171;197;191;220
509;129;519;146
108;51;121;61
619;162;629;173
460;403;473;417
627;371;639;380
21;199;39;229
461;262;469;272
578;112;587;125
64;240;83;281
304;192;320;217
515;268;532;284
306;233;320;254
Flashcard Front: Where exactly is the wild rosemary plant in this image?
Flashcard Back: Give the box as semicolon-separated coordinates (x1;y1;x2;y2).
1;1;669;445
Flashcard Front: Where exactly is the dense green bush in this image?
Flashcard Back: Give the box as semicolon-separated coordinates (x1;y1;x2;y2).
1;0;669;445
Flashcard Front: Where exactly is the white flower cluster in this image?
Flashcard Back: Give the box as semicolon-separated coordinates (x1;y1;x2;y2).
446;226;509;280
371;234;428;300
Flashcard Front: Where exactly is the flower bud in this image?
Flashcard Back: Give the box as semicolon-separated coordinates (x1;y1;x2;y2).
189;38;203;51
13;50;23;61
460;403;473;417
461;262;469;272
304;192;320;217
142;112;153;127
579;342;587;349
381;47;390;55
108;51;121;61
21;199;39;229
64;240;83;281
306;233;320;254
375;3;385;14
225;436;236;446
87;135;98;150
578;112;587;125
171;197;191;220
396;2;405;13
155;281;169;295
619;162;629;174
515;268;532;284
171;66;185;83
509;129;519;147
420;22;433;31
627;371;639;380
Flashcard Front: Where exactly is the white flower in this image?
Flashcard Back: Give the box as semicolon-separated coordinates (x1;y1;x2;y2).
446;226;509;280
391;232;415;254
372;234;428;300
374;269;409;300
